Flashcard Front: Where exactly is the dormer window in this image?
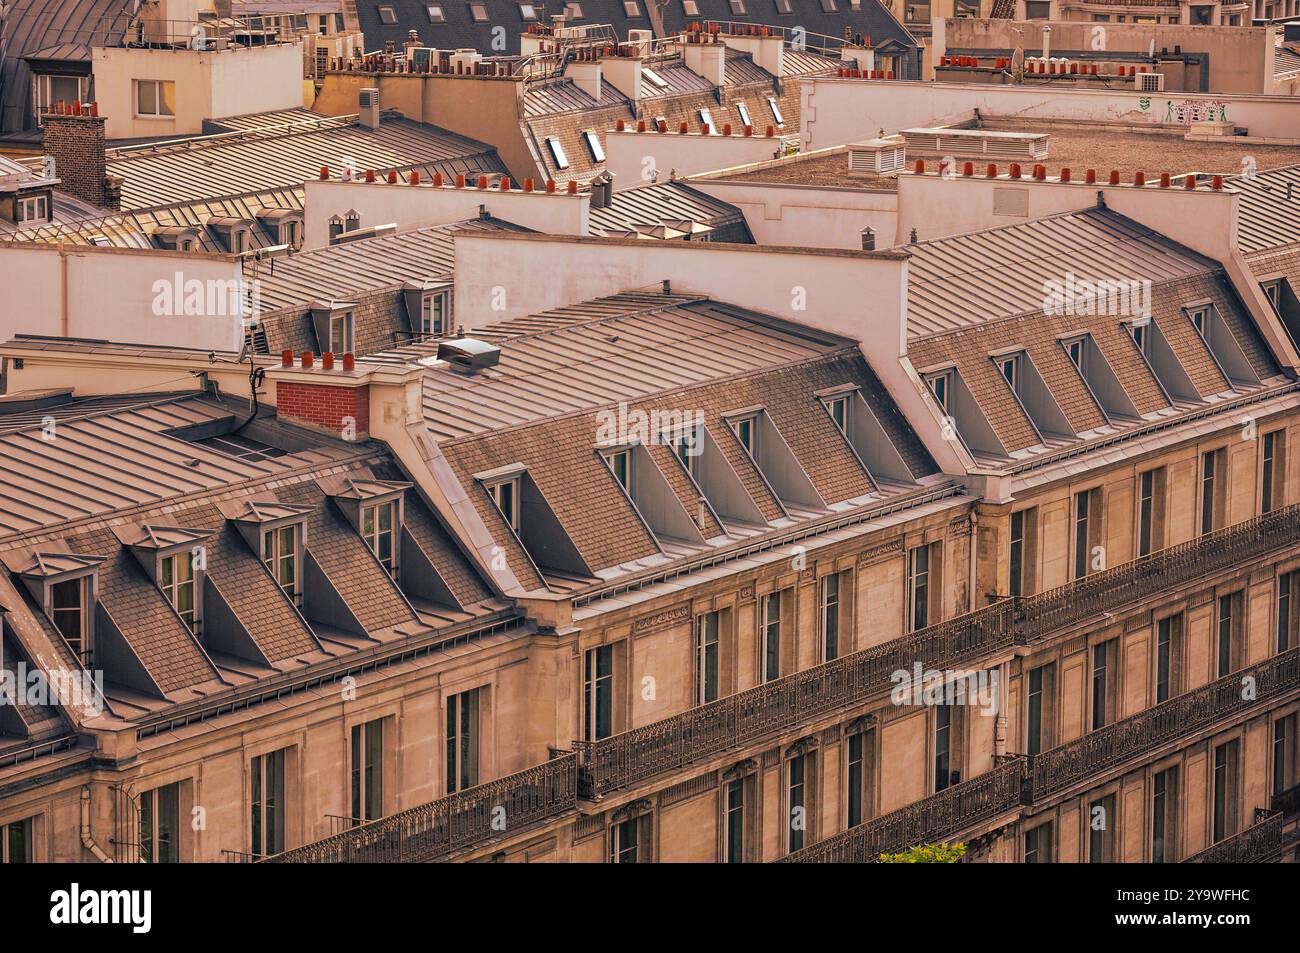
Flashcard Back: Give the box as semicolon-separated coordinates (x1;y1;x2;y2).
623;1;642;15
280;220;301;248
583;130;605;162
1064;335;1087;373
672;428;701;478
926;370;951;413
519;3;538;19
361;500;398;574
767;98;785;128
736;101;753;127
159;551;199;634
262;524;303;605
470;2;489;21
1188;305;1210;340
683;0;700;13
996;354;1020;392
1126;318;1149;356
422;290;450;337
378;5;398;24
17;195;49;223
50;576;91;665
1262;280;1283;312
329;310;355;354
427;4;446;22
732;415;759;456
488;478;520;532
699;108;716;134
824;394;851;432
603;448;633;492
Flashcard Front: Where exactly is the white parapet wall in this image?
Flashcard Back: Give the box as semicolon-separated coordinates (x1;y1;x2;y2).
0;243;248;350
603;127;788;191
801;78;1300;151
302;176;590;248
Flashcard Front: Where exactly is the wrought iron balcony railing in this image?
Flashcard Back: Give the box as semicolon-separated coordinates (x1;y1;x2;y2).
777;757;1026;863
577;503;1300;798
259;754;578;863
1183;810;1284;863
1029;647;1300;803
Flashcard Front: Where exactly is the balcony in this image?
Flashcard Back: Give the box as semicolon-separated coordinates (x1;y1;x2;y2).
1028;647;1300;803
577;503;1300;798
259;754;578;863
777;757;1025;863
1183;810;1285;863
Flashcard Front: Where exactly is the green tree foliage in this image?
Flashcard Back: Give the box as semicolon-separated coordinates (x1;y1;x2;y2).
878;842;966;863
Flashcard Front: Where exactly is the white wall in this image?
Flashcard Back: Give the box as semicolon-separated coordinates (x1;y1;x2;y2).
604;129;787;191
302;178;590;248
0;244;246;350
801;78;1300;150
92;43;304;140
450;231;967;474
689;176;900;249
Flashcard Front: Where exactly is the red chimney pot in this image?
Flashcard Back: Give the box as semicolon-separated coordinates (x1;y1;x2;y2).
301;351;315;369
343;353;356;372
322;352;335;370
281;349;294;367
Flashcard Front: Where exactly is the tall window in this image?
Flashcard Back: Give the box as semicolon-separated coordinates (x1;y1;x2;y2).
610;814;647;862
1151;766;1177;862
1280;572;1299;654
489;478;520;532
1026;663;1053;756
1200;448;1226;535
50;576;91;665
1155;615;1180;704
1073;488;1099;579
724;778;746;863
251;749;287;857
1024;822;1053;863
996;353;1020;393
1217;593;1240;678
820;572;843;661
786;753;809;852
0;817;33;863
446;688;480;793
1009;509;1034;597
846;728;874;829
1212;740;1240;843
135;79;176;117
760;591;782;682
1137;467;1164;557
584;644;613;741
934;704;956;792
262;523;301;605
927;371;951;413
1088;794;1116;863
362;500;397;574
1274;715;1297;798
1091;640;1116;730
139;783;180;863
1262;430;1285;514
696;611;720;704
908;543;935;631
350;720;383;824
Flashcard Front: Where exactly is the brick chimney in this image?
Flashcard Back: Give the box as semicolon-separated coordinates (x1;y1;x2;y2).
271;351;371;439
42;107;119;211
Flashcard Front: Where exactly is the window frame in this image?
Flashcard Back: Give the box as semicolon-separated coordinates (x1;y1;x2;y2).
584;643;615;742
250;748;287;858
134;78;176;118
545;137;570;170
582;129;605;162
695;610;721;704
158;548;200;635
421;289;451;337
760;589;782;682
261;521;304;606
488;477;521;532
767;97;785;128
361;497;399;575
446;687;481;793
350;718;384;824
47;573;94;666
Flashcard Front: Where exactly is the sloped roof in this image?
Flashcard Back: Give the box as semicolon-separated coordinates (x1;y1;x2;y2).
253;216;528;312
587;180;749;238
904;208;1216;339
655;0;916;52
106;113;507;211
1233;164;1300;255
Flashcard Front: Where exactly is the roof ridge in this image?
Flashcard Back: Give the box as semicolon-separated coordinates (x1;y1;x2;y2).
0;390;203;436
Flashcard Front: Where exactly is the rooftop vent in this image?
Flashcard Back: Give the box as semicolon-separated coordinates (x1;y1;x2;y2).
436;337;501;372
359;87;380;130
329;222;397;245
902;127;1049;162
847;136;905;175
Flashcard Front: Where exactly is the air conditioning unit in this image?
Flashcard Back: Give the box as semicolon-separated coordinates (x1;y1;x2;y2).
1135;71;1165;92
847;136;906;175
628;29;653;44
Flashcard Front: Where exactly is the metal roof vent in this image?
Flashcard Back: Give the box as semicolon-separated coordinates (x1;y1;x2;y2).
1135;71;1164;92
847;136;905;175
359;88;381;130
436;338;501;372
902;127;1049;162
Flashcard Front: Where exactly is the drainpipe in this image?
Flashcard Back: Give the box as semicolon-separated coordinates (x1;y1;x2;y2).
967;508;979;613
80;786;114;863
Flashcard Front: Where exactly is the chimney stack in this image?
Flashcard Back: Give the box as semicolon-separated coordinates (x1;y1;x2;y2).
359;87;381;130
41;106;118;211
